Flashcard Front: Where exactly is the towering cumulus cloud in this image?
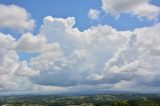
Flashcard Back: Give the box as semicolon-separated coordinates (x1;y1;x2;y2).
0;3;160;94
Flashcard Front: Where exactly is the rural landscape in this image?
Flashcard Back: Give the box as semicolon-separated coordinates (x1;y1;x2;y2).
1;94;160;106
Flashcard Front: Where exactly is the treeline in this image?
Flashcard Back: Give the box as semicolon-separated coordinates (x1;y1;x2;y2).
1;94;160;106
1;99;160;106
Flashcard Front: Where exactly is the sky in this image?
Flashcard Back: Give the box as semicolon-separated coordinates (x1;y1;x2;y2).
0;0;160;94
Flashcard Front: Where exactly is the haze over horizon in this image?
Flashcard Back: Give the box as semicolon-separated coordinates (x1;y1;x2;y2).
0;0;160;95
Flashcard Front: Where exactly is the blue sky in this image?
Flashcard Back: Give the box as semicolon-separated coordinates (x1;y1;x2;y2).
1;0;160;35
0;0;160;94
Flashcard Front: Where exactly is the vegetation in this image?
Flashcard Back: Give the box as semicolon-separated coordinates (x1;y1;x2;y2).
0;94;160;106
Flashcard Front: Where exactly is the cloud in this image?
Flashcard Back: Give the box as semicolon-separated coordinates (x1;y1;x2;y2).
0;4;35;32
26;16;160;91
16;32;60;53
88;8;101;20
102;0;160;20
135;23;160;55
0;14;160;93
0;33;38;91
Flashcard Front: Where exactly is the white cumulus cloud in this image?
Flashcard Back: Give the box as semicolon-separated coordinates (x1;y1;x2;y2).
102;0;160;20
0;4;35;32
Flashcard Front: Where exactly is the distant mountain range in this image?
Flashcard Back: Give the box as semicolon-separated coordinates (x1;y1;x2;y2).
0;89;153;96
